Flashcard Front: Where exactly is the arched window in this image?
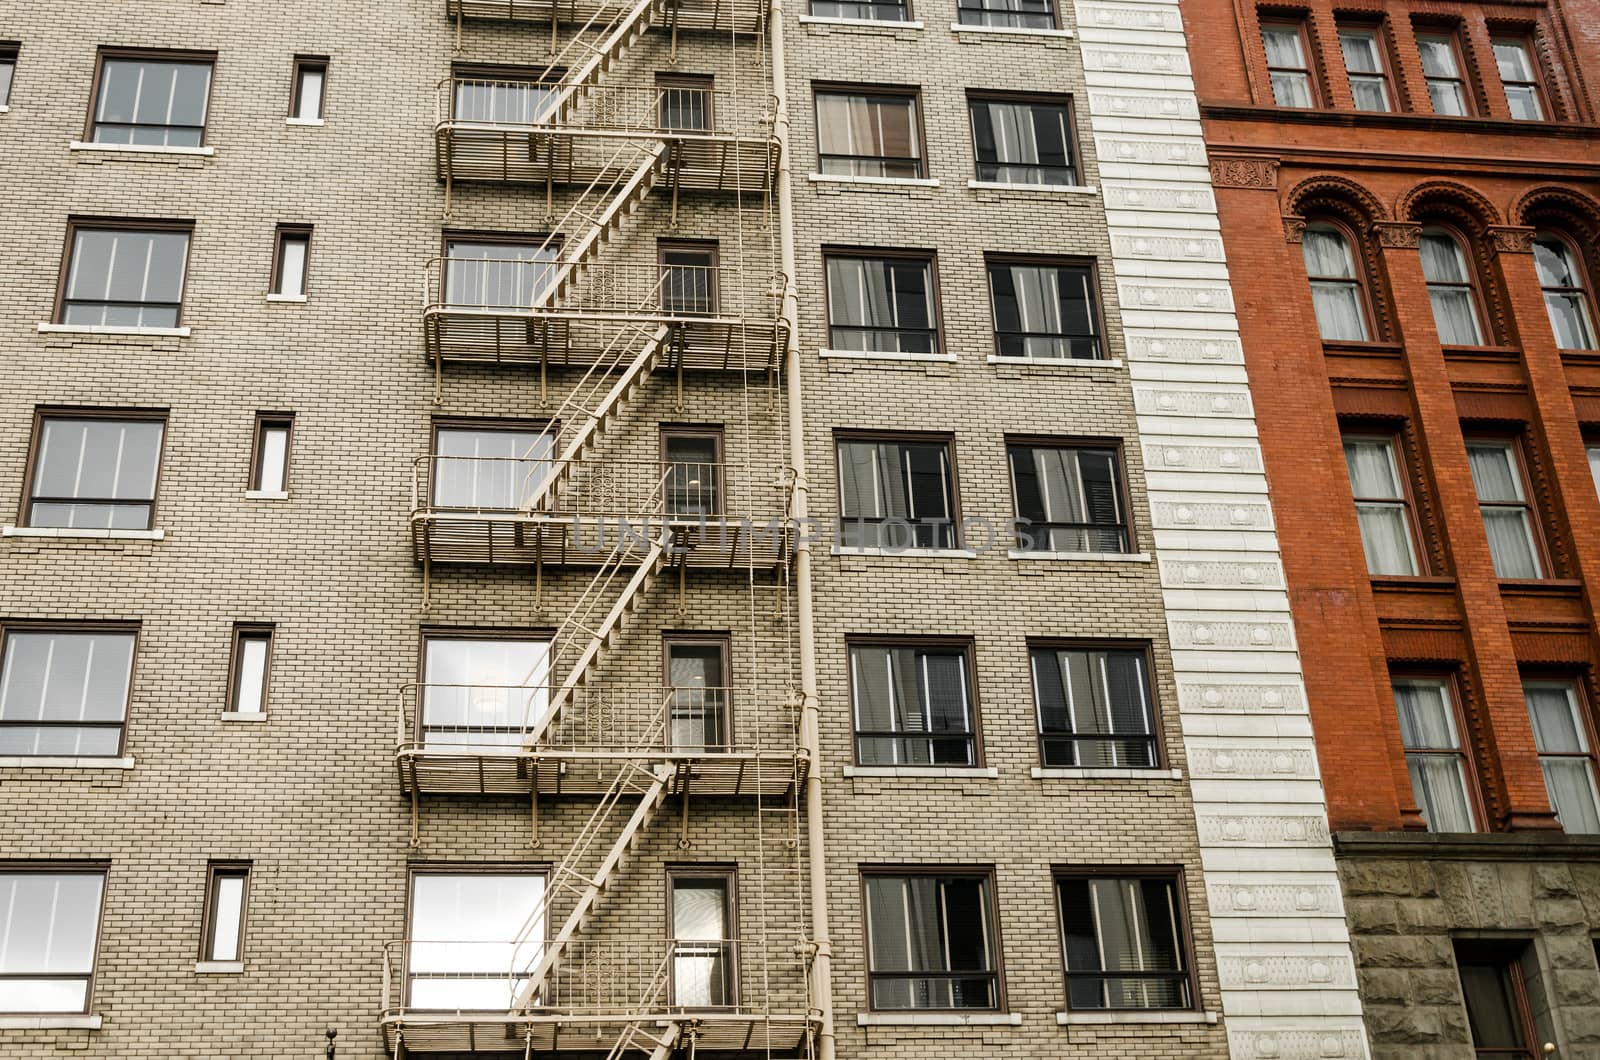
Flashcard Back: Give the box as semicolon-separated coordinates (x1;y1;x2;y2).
1533;232;1597;350
1302;222;1371;341
1419;226;1486;345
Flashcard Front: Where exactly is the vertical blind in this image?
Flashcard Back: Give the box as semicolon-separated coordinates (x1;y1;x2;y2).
433;427;554;511
1032;647;1155;767
850;644;973;765
0;630;134;757
837;440;954;548
865;875;994;1009
93;58;211;146
1058;876;1188;1010
1009;446;1125;552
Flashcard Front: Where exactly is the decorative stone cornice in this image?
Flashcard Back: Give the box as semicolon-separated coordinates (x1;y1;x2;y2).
1209;155;1279;190
1487;225;1537;255
1371;221;1422;249
1281;216;1307;244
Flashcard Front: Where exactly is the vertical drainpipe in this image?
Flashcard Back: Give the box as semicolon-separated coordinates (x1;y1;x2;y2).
768;1;836;1057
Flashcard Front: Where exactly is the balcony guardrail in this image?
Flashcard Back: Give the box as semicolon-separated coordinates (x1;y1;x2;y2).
422;259;782;324
437;79;777;141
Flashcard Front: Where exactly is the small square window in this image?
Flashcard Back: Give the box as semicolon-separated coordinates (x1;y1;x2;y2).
89;49;213;146
251;414;293;493
271;225;312;297
201;863;251;962
0;44;18;107
228;625;274;716
290;57;327;121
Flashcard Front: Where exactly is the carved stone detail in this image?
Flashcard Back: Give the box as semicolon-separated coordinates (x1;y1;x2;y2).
1151;500;1275;532
1210;155;1279;190
1229;1029;1370;1060
1176;681;1306;714
1281;216;1307;244
1488;225;1537;254
1371;221;1422;249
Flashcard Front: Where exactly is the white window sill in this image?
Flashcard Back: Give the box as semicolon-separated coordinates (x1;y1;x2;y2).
38;323;191;337
285;117;325;126
0;755;134;770
1033;766;1182;780
195;960;246;974
969;180;1098;194
0;105;9;114
820;348;955;363
69;140;216;156
799;14;923;27
859;1012;1022;1027
244;490;289;501
0;1015;104;1030
833;546;978;559
808;173;939;188
265;293;307;303
220;712;268;723
987;354;1121;368
951;21;1073;36
844;765;998;779
1057;1010;1216;1026
4;526;165;541
1009;550;1152;562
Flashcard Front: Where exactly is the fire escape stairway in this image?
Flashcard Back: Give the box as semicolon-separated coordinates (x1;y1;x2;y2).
538;0;666;126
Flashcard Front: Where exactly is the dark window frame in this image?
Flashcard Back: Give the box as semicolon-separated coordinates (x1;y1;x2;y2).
1259;15;1321;108
0;42;18;107
812;83;927;179
956;0;1058;30
414;625;558;746
859;865;1005;1013
269;223;313;297
821;246;944;357
665;864;740;1008
54;217;195;328
84;46;217;146
289;55;328;120
845;635;984;767
249;412;295;493
662;630;734;750
0;620;140;759
833;427;962;549
428;415;558;511
1340;426;1428;577
659;423;726;516
966;90;1078;187
20;405;170;530
657;238;720;317
985;252;1103;361
1452;936;1543;1058
200;861;252;961
226;623;275;717
1005;435;1134;553
1028;639;1164;769
1053;865;1198;1013
0;860;110;1016
807;0;913;22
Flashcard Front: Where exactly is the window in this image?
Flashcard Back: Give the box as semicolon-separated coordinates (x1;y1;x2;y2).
1589;443;1600;499
1392;677;1476;832
1303;223;1371;341
1533;233;1596;350
850;642;975;765
810;0;909;20
657;73;712;132
24;412;165;529
968;96;1074;186
659;240;717;317
0;43;16;106
420;634;551;749
1338;26;1393;112
407;870;545;1010
89;50;212;146
1057;873;1191;1010
59;222;191;328
815;89;922;178
1416;30;1472;116
1009;443;1128;553
662;428;722;517
988;259;1099;359
1492;36;1545;121
0;625;135;757
1454;939;1542;1060
0;867;106;1013
824;253;938;355
1524;680;1600;835
1261;20;1317;108
1031;645;1157;768
451;69;555;123
443;237;557;310
1466;439;1543;580
1420;227;1486;345
670;870;736;1006
666;636;729;750
431;423;554;511
1342;434;1421;576
271;225;311;297
201;863;251;962
837;436;956;549
228;625;273;717
290;57;326;120
251;414;293;493
864;871;998;1010
957;0;1055;30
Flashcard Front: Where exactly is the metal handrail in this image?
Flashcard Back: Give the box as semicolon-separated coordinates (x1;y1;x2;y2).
422;258;782;321
436;78;778;141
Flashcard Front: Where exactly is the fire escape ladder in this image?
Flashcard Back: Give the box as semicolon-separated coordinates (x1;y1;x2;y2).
607;1018;683;1060
541;139;668;306
539;0;665;124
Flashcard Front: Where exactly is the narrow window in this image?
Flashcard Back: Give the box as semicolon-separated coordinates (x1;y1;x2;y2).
850;642;975;765
90;50;213;146
442;237;558;310
1524;680;1600;835
836;436;956;549
1303;223;1370;340
407;871;546;1009
669;870;736;1006
201;863;251;961
864;872;998;1010
1492;36;1546;120
810;0;909;20
1031;645;1156;768
271;225;311;297
1465;439;1543;579
228;626;273;716
431;424;555;511
957;0;1055;30
0;867;106;1012
1261;20;1317;107
290;57;326;121
1392;677;1477;832
0;626;135;757
815;90;922;178
1588;442;1600;499
251;414;293;493
1533;233;1596;350
656;73;712;132
1057;873;1191;1010
59;223;191;328
1419;227;1486;345
1338;26;1393;112
1009;443;1128;553
25;412;165;529
0;43;17;106
420;634;551;748
1416;30;1472;116
1342;434;1421;575
988;258;1100;359
659;240;718;317
1454;939;1543;1059
824;253;937;354
968;95;1075;186
662;429;722;516
451;66;555;123
666;636;729;750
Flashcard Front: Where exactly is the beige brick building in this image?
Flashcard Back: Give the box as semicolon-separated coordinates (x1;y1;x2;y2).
0;0;1362;1057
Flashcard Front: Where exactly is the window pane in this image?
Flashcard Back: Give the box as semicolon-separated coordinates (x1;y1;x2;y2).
454;78;555;123
63;229;189;328
0;873;105;974
31;418;163;529
1417;37;1459;78
1459;960;1528;1049
409;873;545;1010
433;427;554;510
865;875;995;1010
816;92;920;179
851;645;972;764
257;425;289;492
1034;647;1156;767
422;638;551;747
838;440;953;548
276;235;308;296
233;637;269;715
444;241;557;308
671;878;730;1006
969;99;1074;185
1261;26;1305;67
0;57;13;106
1393;679;1475;832
208;873;246;960
826;257;935;353
1492;39;1534;81
0;631;134;758
956;0;1054;29
94;58;211;146
811;0;909;19
1058;876;1189;1010
295;66;324;120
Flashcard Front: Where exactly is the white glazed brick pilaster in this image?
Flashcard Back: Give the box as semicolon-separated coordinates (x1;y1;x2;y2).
1073;1;1372;1057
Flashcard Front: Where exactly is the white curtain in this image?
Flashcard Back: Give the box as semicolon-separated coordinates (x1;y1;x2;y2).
1303;227;1369;340
672;881;729;1006
1393;680;1475;832
1342;439;1418;574
1534;236;1597;350
827;258;923;352
1420;231;1485;344
1525;683;1600;834
1466;443;1542;579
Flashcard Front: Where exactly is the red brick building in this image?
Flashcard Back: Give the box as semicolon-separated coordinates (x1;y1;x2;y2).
1179;0;1600;1054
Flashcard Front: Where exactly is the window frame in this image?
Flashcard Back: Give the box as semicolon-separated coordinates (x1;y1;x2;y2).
54;217;195;329
984;253;1102;361
438;228;563;310
414;625;556;749
1419;223;1490;347
0;42;18;107
965;90;1078;188
665;864;740;1008
1490;32;1550;122
269;223;313;298
1259;16;1320;108
0;861;110;1016
846;635;983;768
289;55;328;120
812;83;927;180
657;238;720;317
808;0;913;20
1532;230;1597;350
403;862;551;1011
1302;219;1377;343
428;415;557;512
1413;25;1475;117
84;47;217;146
1522;676;1600;835
1029;639;1165;769
821;247;943;356
662;630;734;750
249;412;295;493
1335;22;1396;113
833;428;962;550
1005;435;1135;554
654;72;714;132
20;406;170;531
1391;672;1484;833
226;623;275;717
1451;937;1543;1058
1053;865;1198;1013
1464;434;1549;581
859;865;1005;1013
956;0;1059;30
659;424;726;516
0;620;139;760
200;861;252;962
1340;428;1428;577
